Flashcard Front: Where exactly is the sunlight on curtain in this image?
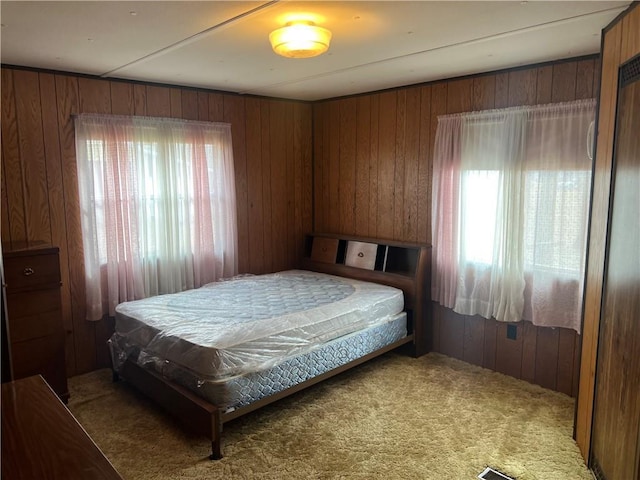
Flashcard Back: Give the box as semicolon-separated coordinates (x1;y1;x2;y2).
75;114;238;321
431;99;596;332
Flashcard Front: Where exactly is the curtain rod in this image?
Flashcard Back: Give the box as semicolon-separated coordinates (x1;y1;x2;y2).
437;98;596;122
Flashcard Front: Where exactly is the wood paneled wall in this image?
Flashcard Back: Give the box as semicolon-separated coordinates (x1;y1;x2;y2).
0;67;313;376
312;56;601;396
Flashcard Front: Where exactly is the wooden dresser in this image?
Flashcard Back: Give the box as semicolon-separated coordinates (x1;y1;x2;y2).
3;245;68;401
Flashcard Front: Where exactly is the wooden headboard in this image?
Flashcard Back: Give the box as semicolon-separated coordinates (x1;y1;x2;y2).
300;233;432;357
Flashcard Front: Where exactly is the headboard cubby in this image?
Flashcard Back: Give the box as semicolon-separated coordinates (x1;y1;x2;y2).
301;232;432;356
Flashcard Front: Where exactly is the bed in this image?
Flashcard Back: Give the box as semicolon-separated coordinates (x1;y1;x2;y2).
109;234;431;459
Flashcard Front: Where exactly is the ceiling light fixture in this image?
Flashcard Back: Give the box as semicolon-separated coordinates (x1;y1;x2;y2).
269;21;332;59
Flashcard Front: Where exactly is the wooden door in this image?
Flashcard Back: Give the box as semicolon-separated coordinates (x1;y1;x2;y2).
591;56;640;480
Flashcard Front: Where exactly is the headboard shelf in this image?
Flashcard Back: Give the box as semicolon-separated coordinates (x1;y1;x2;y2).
301;232;432;356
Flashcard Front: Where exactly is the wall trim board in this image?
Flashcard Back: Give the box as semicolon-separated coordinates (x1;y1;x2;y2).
313;53;600;103
0;63;316;106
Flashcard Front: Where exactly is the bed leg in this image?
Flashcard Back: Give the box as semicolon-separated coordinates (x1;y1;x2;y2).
209;409;223;460
111;369;120;382
209;441;222;460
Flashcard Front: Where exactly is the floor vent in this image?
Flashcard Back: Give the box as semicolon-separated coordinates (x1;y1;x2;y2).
478;467;515;480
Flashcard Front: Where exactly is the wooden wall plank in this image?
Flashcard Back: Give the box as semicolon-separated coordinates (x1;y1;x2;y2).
463;315;485;367
438;306;464;360
1;69;27;246
13;70;51;245
473;76;496;110
495;323;523;379
447;78;473;114
321;102;331;232
170;89;182;117
572;333;581;398
483;319;498;370
133;84;146;115
354;96;371;237
181;90;198;120
293;103;311;261
521;321;537;384
575;59;596;100
197;91;209;121
208;93;224;122
508;69;537;106
328;101;341;233
55;73;95;374
284;102;296;268
534;327;560;390
551;62;578;102
494;72;509;108
224;95;248;274
339;98;357;235
376;92;396;240
260;101;273;272
145;85;171;117
78;77;111;114
1;158;10;247
431;301;441;353
556;328;576;396
403;87;421;243
393;90;406;240
269;100;287;272
39;72;75;377
417;86;431;244
293;102;304;262
312;104;324;233
368;95;380;238
110;82;134;115
299;103;313;243
245;97;265;273
536;65;554;104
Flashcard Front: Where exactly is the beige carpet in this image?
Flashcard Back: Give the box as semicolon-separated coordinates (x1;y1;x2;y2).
67;352;591;480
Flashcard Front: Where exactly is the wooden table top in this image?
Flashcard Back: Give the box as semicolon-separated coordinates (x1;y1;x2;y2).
1;375;123;480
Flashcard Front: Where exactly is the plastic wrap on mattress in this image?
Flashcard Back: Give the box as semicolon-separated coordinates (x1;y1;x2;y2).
110;270;404;379
124;312;407;409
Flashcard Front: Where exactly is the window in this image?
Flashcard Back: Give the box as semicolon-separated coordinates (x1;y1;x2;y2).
75;115;237;321
431;99;595;332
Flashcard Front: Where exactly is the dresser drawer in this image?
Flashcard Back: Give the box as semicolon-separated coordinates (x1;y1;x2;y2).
11;335;68;400
6;290;63;343
4;250;61;291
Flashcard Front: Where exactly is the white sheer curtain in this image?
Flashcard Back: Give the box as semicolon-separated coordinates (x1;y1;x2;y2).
432;99;595;332
75;114;238;321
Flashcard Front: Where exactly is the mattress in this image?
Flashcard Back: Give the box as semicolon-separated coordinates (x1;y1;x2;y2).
136;312;407;409
111;270;404;380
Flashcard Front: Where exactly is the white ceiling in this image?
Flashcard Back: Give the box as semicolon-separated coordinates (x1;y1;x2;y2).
0;1;631;101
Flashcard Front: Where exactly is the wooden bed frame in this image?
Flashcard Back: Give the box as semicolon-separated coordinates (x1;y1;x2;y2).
113;233;431;459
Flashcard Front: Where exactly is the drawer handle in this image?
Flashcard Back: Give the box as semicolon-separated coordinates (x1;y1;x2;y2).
321;247;327;252
23;267;35;276
358;252;364;257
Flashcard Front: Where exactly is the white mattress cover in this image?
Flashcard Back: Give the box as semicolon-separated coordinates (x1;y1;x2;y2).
114;270;404;378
